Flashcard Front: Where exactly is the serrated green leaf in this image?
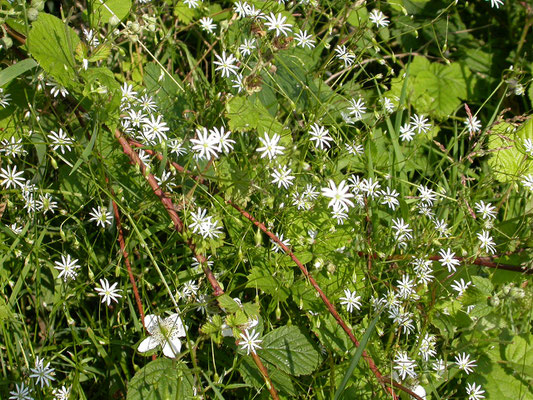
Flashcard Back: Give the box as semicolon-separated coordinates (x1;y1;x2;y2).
489;119;533;182
246;266;290;302
226;95;290;139
27;13;80;88
227;310;249;328
201;314;223;335
471;276;494;294
488;119;533;183
413;60;469;119
174;2;199;24
127;358;194;400
242;302;260;319
239;355;297;396
478;348;533;400
217;294;241;313
260;325;321;376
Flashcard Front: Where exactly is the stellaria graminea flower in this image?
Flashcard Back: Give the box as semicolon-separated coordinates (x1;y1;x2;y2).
239;328;262;355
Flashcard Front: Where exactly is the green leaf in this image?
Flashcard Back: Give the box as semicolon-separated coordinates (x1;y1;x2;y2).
27;13;81;88
0;58;38;88
173;2;200;24
0;297;13;322
246;266;290;302
89;0;132;25
471;276;494;294
334;313;380;400
127;358;194;400
488;119;533;183
412;59;469;119
217;294;241;313
239;355;297;396
226;96;290;139
260;325;321;376
478;349;533;400
505;335;533;378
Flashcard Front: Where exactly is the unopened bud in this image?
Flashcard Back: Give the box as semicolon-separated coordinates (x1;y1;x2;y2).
28;8;39;21
1;36;13;50
109;15;120;25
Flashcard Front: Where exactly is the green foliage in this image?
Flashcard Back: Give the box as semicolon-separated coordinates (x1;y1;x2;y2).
259;325;321;376
127;359;194;400
0;58;38;87
27;13;80;87
89;0;132;26
1;0;532;399
489;118;533;182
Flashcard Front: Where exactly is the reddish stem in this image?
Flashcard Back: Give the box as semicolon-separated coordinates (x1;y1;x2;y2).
229;202;400;400
115;130;278;399
110;193;146;329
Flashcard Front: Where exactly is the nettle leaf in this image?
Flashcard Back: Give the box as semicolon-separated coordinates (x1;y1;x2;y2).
260;325;321;376
27;13;80;88
127;358;194;400
246;266;291;302
217;294;241;313
488;119;533;183
89;0;132;26
471;276;493;294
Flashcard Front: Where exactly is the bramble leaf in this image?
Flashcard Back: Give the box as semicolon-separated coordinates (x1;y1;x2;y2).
260;325;321;376
127;358;194;400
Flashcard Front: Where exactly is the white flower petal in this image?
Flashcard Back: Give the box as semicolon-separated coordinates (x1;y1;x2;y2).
165;314;186;337
144;315;160;334
138;336;160;353
162;338;182;358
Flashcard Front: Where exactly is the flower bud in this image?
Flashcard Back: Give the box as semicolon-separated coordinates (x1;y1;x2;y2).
510;287;525;299
27;8;39;21
489;296;500;307
109;15;120;25
1;36;13;50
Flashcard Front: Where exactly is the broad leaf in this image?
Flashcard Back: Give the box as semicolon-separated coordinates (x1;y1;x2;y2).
127;358;194;400
27;13;80;88
89;0;132;25
413;58;469;119
488;119;533;183
239;355;297;396
260;325;321;376
505;335;533;378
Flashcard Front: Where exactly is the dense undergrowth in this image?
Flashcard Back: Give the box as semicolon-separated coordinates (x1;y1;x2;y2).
0;0;532;399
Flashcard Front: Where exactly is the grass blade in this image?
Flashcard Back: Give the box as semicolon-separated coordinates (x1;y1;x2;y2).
333;313;381;400
0;58;38;87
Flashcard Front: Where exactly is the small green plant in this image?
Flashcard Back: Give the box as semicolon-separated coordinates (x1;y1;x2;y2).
0;0;532;399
